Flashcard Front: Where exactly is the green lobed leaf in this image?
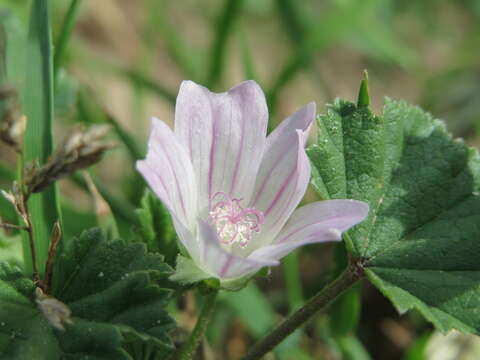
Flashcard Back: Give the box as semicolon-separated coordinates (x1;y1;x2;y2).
0;228;175;359
308;91;480;335
134;189;178;266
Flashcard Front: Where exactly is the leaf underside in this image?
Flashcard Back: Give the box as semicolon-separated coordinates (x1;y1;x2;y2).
0;229;175;359
308;97;480;335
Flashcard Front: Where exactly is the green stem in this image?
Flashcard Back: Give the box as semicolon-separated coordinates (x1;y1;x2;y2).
54;0;82;76
178;290;219;360
242;263;364;360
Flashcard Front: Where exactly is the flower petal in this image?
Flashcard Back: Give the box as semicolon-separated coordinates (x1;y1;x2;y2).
137;118;197;228
174;80;268;211
249;102;316;247
197;220;278;280
249;200;369;261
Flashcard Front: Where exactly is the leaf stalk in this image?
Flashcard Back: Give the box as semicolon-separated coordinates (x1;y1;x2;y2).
242;260;365;360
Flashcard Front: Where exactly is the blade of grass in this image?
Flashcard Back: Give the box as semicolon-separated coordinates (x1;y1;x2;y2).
146;0;200;81
53;0;82;77
70;173;138;226
275;0;306;43
0;162;14;182
239;30;257;81
207;0;245;87
21;0;61;276
78;90;144;161
268;0;361;114
123;68;176;105
0;9;26;89
283;252;304;311
221;283;304;358
221;284;275;338
77;88;146;207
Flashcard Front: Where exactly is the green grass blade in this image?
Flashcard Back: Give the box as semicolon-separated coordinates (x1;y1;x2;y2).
239;30;257;81
0;162;14;182
207;0;244;87
78;90;144;161
282;252;304;310
53;0;82;77
146;0;200;81
21;0;61;276
124;68;176;105
275;0;306;43
70;173;139;226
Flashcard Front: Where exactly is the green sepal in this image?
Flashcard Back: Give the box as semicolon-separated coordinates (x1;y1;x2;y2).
169;254;211;285
134;189;178;266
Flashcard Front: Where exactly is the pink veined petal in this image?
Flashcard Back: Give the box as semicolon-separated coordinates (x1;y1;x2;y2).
197;220;278;280
249;102;316;247
174;80;268;211
137;118;197;229
248;199;369;261
171;216;201;264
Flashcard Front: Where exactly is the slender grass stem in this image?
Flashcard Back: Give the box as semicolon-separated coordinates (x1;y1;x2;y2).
207;0;244;87
178;290;219;360
54;0;82;76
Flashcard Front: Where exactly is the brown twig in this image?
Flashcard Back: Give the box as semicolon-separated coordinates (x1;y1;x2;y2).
0;223;28;231
43;221;61;293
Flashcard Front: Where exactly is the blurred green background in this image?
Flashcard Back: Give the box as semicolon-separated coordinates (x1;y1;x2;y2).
0;0;479;359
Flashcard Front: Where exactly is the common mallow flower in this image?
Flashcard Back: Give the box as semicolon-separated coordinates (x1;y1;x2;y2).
137;80;368;283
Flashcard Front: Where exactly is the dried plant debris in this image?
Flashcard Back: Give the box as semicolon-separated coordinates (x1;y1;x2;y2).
35;287;73;331
0;85;26;152
25;125;115;194
1;182;29;226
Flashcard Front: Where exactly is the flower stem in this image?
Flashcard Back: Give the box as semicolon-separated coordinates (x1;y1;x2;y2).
242;261;365;360
178;289;219;360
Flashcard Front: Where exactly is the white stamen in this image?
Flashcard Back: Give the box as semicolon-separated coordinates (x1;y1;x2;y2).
209;192;264;249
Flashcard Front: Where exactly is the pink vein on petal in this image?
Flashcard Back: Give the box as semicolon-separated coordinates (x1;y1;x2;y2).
276;215;344;244
251;136;297;206
220;256;234;277
229;104;246;196
155;139;187;219
208;119;218;204
263;167;297;217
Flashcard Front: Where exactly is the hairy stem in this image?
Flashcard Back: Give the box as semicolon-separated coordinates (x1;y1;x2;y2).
242;261;364;360
178;290;219;360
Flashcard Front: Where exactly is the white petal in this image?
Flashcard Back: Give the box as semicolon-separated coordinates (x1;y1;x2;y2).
249;103;316;247
174;80;268;211
249;200;369;261
137;118;197;228
197;220;278;280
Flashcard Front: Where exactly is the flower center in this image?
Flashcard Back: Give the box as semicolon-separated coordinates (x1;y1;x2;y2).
209;192;264;249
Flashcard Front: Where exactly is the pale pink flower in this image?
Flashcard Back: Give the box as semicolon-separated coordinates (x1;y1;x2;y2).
137;80;368;281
